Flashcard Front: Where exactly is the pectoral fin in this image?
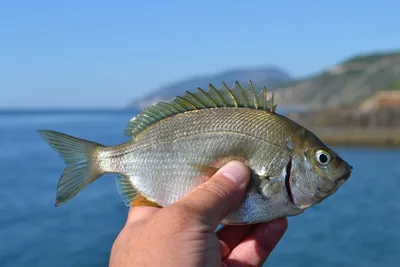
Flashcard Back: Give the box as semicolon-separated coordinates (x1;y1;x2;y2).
187;163;219;177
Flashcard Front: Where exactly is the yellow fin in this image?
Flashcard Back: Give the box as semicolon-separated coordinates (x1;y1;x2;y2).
116;174;162;208
130;194;162;208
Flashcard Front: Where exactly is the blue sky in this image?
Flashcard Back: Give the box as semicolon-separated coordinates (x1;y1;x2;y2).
1;0;399;108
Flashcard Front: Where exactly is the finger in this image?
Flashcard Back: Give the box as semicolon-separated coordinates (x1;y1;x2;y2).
217;225;255;259
126;206;160;225
176;161;250;229
223;217;288;267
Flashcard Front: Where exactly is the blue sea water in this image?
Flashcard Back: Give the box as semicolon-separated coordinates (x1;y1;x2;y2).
0;109;399;267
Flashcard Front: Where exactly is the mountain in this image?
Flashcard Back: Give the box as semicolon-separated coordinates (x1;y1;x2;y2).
273;51;400;108
129;66;293;109
129;50;400;110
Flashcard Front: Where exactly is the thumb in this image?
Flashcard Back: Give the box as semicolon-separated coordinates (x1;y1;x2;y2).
177;161;251;229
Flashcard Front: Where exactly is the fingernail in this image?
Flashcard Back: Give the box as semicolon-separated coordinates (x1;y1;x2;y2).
219;161;250;189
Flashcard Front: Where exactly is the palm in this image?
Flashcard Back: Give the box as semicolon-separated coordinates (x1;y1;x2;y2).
150;216;287;267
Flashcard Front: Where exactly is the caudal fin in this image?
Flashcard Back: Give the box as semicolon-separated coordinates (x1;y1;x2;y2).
37;130;105;206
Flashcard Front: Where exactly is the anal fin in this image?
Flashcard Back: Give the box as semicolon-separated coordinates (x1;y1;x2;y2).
116;174;138;206
130;194;162;208
115;174;161;208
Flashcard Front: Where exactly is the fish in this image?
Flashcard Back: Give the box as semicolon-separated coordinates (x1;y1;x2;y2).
37;81;353;225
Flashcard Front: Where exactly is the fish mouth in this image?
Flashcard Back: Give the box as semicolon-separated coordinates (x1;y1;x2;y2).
339;164;353;181
336;170;352;185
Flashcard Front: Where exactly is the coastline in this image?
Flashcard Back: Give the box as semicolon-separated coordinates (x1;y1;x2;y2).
309;127;400;147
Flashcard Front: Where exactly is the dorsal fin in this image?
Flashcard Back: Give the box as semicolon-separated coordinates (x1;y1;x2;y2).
124;80;277;137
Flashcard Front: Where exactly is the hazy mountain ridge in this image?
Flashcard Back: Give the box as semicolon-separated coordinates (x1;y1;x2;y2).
129;66;293;109
274;51;400;108
129;50;400;109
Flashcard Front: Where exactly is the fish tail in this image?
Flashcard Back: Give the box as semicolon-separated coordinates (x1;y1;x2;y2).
37;130;105;206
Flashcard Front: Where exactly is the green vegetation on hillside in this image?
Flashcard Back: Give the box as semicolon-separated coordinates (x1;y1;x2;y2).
343;51;400;65
274;50;400;107
387;81;400;91
129;50;400;109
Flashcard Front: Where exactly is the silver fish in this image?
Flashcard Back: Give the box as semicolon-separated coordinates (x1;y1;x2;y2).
37;81;353;225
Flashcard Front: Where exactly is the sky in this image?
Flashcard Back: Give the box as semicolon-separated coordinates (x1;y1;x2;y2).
1;0;399;108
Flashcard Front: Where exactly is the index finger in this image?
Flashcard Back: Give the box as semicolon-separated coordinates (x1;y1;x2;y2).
223;217;288;266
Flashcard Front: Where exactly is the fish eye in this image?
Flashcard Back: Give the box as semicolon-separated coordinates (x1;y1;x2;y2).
315;150;331;166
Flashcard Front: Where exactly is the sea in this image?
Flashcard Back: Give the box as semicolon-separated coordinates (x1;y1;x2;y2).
0;109;399;267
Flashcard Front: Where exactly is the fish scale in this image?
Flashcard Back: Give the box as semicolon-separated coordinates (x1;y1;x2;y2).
132;108;297;149
124;133;265;206
37;81;352;225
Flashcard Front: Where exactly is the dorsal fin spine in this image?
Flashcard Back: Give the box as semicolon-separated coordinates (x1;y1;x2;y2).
171;102;187;112
150;105;171;117
185;91;207;108
175;96;197;110
141;113;157;122
261;87;268;111
197;87;218;108
143;109;163;120
208;83;227;107
124;81;277;137
158;102;180;113
271;92;275;111
234;81;249;108
222;82;238;107
140;116;153;124
248;81;259;109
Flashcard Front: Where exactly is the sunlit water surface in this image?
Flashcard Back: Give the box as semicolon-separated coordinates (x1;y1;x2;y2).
0;109;399;267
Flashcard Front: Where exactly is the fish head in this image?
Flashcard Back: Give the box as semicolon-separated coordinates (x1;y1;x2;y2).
288;128;353;210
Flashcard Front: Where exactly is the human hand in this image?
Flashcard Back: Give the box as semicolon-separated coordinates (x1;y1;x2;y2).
109;161;288;267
